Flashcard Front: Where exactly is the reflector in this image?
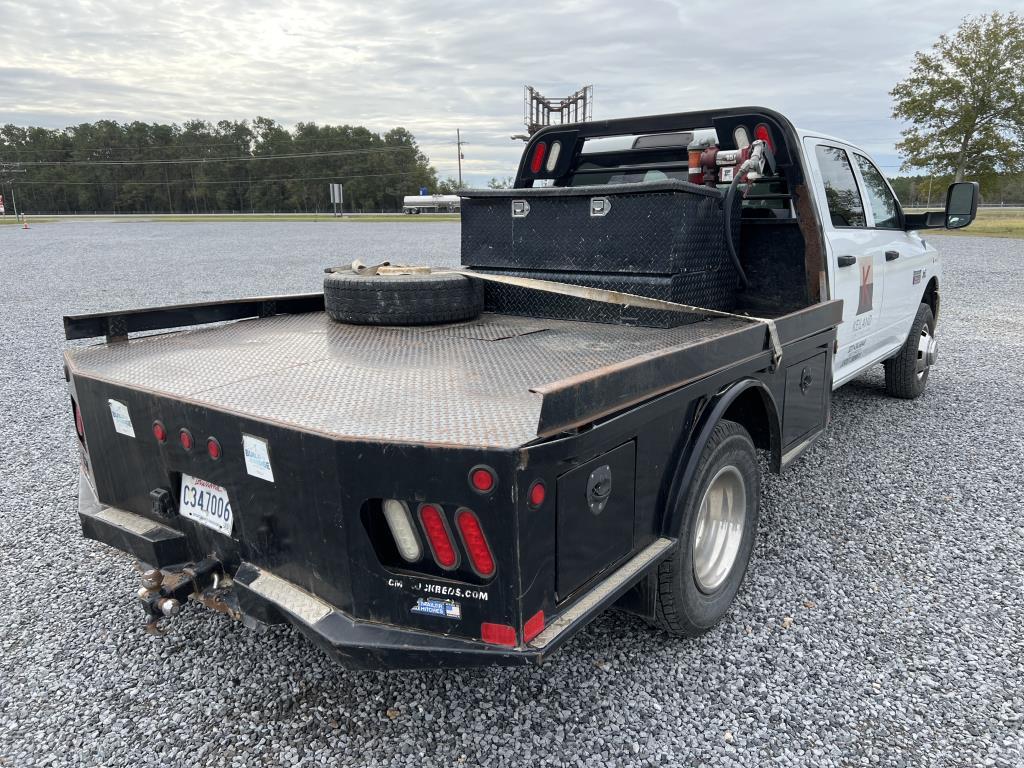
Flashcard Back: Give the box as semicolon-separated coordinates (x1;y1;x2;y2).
523;610;545;643
207;436;222;460
481;622;516;647
384;499;422;562
455;508;495;577
73;402;84;440
152;421;167;443
179;428;194;451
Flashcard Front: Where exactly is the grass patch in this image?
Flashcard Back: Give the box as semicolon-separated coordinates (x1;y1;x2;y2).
909;207;1024;239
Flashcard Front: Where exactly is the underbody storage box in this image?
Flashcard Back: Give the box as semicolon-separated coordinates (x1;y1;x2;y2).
460;180;739;327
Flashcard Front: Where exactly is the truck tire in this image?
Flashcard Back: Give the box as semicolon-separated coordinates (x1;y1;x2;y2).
654;419;760;637
883;302;936;399
324;272;483;325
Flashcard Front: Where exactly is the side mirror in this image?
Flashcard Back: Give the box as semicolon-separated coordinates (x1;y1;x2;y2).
903;181;980;231
945;181;979;229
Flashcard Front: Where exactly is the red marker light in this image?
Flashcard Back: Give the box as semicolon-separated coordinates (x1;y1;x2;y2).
469;465;496;494
528;480;546;508
481;622;517;647
179;428;194;451
455;509;495;577
152;421;167;443
207;437;221;460
73;402;85;440
530;142;547;174
419;504;457;569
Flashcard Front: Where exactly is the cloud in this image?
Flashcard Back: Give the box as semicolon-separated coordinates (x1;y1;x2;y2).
2;0;1021;182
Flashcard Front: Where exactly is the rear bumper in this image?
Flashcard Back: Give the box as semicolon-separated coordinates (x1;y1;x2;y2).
77;472;541;669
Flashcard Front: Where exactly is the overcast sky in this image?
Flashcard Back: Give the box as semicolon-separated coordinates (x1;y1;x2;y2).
3;1;1022;185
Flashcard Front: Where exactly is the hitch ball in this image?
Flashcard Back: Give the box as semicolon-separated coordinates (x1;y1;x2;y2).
158;598;181;618
141;569;164;591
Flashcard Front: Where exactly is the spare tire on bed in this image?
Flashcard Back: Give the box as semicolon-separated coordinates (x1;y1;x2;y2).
324;269;484;326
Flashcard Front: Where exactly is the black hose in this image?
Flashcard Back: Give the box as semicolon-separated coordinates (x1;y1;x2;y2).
724;173;750;289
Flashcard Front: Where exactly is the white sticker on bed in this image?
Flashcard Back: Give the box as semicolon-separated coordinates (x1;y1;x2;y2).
242;434;274;482
107;399;135;437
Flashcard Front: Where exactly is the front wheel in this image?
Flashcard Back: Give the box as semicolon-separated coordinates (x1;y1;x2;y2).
654;419;760;637
883;303;936;399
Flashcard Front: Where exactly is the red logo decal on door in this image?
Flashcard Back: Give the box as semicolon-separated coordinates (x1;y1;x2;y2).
857;258;873;315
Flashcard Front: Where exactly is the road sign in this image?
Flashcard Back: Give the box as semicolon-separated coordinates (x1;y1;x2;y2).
329;183;343;204
419;187;429;196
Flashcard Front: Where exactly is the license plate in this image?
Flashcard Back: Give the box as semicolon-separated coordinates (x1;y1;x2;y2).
179;474;233;535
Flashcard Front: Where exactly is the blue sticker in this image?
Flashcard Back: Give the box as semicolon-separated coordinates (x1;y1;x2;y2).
411;597;462;620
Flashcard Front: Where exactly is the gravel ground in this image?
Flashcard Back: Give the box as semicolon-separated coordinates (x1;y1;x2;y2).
1;222;1022;767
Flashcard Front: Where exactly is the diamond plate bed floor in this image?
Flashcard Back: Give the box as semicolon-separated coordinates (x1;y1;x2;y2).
66;312;748;448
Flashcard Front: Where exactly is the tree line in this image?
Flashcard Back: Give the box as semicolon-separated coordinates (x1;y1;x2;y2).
0;118;440;214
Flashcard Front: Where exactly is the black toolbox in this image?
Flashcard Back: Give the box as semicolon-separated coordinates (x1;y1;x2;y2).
460;180;739;327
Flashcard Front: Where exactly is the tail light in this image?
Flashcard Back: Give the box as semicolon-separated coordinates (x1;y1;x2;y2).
454;508;495;577
527;480;546;508
152;421;167;443
206;436;222;460
179;428;194;451
469;465;496;494
754;123;774;151
529;142;547;174
545;141;562;173
383;499;422;562
418;503;458;569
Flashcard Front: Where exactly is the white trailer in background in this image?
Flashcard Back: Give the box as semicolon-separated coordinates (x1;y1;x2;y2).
402;194;461;214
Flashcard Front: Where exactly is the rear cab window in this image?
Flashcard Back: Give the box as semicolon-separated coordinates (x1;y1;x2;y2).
814;145;866;228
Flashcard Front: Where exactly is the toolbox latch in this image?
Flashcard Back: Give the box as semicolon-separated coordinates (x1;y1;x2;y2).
590;197;611;217
511;199;531;218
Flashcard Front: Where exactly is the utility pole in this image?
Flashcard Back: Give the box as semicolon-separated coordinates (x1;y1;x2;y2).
0;164;27;221
456;129;466;189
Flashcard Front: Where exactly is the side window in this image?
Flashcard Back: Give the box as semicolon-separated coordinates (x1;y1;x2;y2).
814;145;866;228
853;154;900;228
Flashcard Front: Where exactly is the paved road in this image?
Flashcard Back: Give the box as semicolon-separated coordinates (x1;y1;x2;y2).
1;222;1021;767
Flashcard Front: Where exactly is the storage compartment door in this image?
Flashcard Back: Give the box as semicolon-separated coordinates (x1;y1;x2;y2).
555;441;636;600
782;352;829;446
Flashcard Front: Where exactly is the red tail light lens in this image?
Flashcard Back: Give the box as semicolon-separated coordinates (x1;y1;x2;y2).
469;465;495;494
481;622;516;647
454;508;495;577
529;142;547;174
418;503;457;569
528;480;546;508
152;421;167;443
754;123;774;151
73;402;84;440
207;437;221;460
179;428;194;451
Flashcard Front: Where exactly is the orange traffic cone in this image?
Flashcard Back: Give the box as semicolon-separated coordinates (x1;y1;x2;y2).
21;216;29;229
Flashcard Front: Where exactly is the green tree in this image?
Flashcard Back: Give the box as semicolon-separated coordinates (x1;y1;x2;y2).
891;11;1024;182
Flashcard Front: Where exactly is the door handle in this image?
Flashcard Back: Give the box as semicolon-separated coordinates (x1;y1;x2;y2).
885;250;900;261
837;255;856;267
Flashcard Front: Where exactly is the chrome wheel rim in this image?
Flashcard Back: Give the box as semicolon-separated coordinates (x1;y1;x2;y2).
917;325;937;379
692;465;747;593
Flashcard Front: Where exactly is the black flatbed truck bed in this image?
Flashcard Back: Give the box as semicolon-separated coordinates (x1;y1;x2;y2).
65;294;840;668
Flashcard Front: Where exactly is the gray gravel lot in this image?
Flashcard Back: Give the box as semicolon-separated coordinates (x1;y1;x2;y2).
1;221;1022;767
